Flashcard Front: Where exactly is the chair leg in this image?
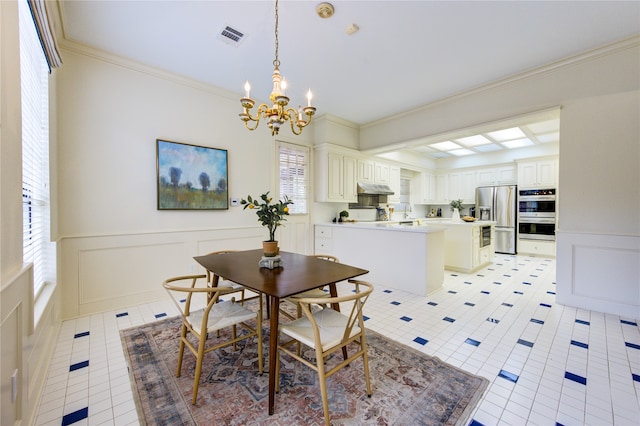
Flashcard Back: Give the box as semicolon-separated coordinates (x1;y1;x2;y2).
361;336;372;397
176;325;188;377
316;350;331;426
191;334;207;405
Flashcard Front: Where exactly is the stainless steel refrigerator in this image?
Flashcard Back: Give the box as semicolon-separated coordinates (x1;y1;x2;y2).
475;185;517;254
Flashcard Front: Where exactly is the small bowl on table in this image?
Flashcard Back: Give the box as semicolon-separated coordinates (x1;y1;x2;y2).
462;216;477;222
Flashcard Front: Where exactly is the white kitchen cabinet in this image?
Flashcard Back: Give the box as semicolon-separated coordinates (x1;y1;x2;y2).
435;173;448;203
411;171;436;204
517;158;557;188
314;225;333;253
461;170;476;202
374;161;390;184
315;146;358;203
518;239;556;257
357;159;374;182
476;165;517;187
388;165;401;203
443;223;495;273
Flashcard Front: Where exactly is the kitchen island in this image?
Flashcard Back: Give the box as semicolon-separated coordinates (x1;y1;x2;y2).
315;222;445;296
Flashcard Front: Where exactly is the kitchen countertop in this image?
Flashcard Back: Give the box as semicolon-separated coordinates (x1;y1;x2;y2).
322;219;496;232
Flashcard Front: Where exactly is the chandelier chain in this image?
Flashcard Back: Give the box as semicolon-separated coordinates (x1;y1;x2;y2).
273;0;280;69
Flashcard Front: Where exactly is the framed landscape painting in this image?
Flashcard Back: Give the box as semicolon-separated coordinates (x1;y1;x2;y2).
156;139;228;210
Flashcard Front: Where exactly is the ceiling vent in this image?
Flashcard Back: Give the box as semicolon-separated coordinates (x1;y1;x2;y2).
218;26;246;46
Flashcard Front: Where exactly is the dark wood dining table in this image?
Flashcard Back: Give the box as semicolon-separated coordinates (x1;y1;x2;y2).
193;249;369;415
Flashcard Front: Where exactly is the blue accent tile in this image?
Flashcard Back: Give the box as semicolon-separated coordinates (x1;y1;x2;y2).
547;291;556;295
427;301;438;306
62;407;89;426
522;281;532;285
575;319;590;325
530;274;538;278
517;339;534;348
513;291;524;295
383;289;393;293
448;290;457;294
625;342;640;350
571;340;589;349
481;291;490;295
154;313;167;319
556;422;565;426
450;273;458;276
502;302;513;307
179;298;186;303
116;312;128;318
493;281;502;285
530;318;544;325
74;331;90;339
476;274;485;277
464;281;472;285
363;315;370;321
565;371;587;385
621;319;638;326
391;301;401;306
498;369;519;383
486;317;500;324
540;303;552;308
512;268;519;271
503;274;511;277
413;337;428;345
469;420;485;426
464;302;475;307
465;338;481;347
443;316;456;323
400;316;412;322
632;373;640;382
69;360;89;372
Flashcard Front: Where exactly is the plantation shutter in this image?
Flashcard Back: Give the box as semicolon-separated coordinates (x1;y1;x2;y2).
278;143;309;215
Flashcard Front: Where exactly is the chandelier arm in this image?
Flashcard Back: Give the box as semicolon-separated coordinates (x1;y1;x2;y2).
243;103;271;131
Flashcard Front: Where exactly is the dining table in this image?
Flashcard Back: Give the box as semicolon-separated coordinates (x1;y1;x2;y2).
193;249;369;415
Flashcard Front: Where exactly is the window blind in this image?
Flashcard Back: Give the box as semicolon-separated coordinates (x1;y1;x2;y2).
278;143;309;215
20;0;55;297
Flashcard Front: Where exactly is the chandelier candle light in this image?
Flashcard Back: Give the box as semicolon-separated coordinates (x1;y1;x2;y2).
239;0;316;136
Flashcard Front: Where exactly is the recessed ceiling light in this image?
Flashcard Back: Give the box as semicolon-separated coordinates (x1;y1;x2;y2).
429;141;461;151
537;132;559;143
455;135;491;147
527;119;559;134
487;127;526;141
502;138;533;149
474;144;502;152
449;149;475;156
410;146;434;153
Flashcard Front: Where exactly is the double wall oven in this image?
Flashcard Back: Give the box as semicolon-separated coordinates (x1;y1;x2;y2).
518;188;556;241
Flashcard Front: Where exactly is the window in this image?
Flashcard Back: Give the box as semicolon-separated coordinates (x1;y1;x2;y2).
20;0;55;297
278;142;309;214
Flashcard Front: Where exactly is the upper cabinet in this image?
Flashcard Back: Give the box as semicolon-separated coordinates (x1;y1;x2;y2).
517;158;557;188
411;171;436;205
388;165;401;204
374;162;390;184
356;159;374;182
315;145;358;203
476;164;516;187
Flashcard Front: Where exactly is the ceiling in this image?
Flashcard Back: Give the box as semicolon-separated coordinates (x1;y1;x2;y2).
56;1;639;158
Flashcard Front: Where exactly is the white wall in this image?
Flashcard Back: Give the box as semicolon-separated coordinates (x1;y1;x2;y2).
56;45;315;318
361;37;640;318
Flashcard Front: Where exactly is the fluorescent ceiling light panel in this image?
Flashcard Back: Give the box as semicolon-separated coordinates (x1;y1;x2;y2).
449;148;475;156
429;141;461;151
429;151;450;158
488;127;526;141
527;119;559;134
455;135;491;147
473;144;502;152
537;132;559;143
502;138;533;149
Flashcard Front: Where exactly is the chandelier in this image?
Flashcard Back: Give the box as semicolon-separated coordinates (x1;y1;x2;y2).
239;0;316;136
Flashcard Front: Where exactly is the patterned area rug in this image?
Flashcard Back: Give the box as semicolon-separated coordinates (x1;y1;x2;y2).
121;310;488;425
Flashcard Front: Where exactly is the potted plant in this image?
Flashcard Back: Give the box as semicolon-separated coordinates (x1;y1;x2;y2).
338;210;349;222
241;192;293;256
450;198;463;222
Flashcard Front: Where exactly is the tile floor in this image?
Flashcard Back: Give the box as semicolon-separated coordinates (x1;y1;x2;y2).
34;254;640;425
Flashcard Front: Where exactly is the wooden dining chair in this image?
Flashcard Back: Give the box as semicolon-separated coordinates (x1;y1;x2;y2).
163;274;263;405
204;250;246;304
275;279;374;426
279;254;339;321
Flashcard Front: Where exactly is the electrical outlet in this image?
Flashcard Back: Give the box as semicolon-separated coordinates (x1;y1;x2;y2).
230;198;240;207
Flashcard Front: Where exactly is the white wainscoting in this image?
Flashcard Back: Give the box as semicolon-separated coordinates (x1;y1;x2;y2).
556;230;640;319
60;224;311;319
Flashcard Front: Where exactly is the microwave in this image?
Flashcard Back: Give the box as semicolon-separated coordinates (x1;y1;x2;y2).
518;188;556;219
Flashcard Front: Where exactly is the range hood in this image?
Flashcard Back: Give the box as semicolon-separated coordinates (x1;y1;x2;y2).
357;182;394;195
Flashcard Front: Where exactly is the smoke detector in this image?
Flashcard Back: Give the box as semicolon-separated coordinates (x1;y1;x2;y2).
316;2;335;19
